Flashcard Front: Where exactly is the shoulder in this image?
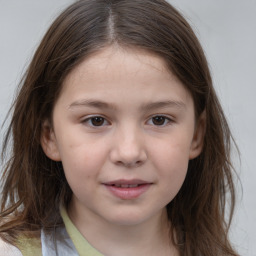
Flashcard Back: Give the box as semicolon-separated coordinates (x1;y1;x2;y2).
0;237;23;256
0;235;42;256
16;235;42;256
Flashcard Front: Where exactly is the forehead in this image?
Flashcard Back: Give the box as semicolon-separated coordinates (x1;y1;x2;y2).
64;46;170;84
58;46;193;109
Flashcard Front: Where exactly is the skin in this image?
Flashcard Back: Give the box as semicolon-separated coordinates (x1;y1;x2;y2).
41;46;205;256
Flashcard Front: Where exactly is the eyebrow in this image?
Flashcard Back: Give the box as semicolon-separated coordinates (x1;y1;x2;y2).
69;99;116;110
68;99;186;111
140;100;186;111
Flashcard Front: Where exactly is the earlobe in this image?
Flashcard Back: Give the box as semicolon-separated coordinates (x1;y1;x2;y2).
40;120;61;161
189;111;206;160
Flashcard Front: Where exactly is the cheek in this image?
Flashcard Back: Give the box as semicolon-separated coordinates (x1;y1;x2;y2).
57;138;108;186
60;146;103;203
150;137;191;193
152;135;191;170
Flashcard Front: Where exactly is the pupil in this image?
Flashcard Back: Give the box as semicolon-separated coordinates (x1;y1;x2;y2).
92;117;104;126
153;116;165;125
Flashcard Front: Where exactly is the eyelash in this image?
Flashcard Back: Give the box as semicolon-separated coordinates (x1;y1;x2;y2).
82;116;110;127
81;115;173;127
147;115;173;126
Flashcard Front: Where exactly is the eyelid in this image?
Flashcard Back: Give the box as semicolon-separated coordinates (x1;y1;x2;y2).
81;115;111;127
146;114;174;126
80;114;174;128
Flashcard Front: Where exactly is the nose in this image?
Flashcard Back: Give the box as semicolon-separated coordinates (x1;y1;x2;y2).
109;125;147;168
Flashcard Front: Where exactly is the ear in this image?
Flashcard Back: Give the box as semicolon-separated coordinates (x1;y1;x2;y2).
189;110;206;160
40;120;61;161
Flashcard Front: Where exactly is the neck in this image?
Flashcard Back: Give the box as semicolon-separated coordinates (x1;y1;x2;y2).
68;202;179;256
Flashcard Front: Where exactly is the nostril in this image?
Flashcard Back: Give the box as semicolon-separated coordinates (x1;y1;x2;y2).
126;160;144;168
109;143;148;167
115;160;144;168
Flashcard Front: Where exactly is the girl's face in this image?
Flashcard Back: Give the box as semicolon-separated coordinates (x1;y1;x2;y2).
41;47;205;227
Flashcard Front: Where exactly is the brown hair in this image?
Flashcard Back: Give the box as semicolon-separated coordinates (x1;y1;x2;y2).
1;0;238;255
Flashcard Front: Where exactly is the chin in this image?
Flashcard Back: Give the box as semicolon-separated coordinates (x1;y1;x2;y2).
103;208;159;227
109;217;147;227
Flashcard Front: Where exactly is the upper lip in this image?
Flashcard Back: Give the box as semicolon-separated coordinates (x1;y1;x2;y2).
103;179;151;185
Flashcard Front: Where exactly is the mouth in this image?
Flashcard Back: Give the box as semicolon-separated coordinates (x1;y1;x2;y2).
103;179;152;200
103;179;152;187
110;184;143;188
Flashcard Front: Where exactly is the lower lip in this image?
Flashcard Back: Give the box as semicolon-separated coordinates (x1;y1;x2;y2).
104;184;151;200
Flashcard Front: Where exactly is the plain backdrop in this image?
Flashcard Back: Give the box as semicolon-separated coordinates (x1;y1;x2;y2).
0;1;255;255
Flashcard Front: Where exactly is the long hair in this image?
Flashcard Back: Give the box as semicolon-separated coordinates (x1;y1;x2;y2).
1;0;238;255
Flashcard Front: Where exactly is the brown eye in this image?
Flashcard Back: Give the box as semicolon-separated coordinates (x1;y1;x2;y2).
82;115;111;128
152;116;165;125
91;117;105;126
150;116;171;126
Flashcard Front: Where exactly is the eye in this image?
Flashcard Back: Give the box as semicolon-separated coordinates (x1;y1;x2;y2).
82;116;110;127
147;115;172;126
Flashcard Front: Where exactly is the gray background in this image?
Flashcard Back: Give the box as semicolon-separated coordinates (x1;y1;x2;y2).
0;1;255;255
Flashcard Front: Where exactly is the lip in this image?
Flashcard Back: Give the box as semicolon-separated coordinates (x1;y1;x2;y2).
104;179;150;186
103;179;152;200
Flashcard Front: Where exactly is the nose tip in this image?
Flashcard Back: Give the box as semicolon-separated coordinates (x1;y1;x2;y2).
110;132;147;168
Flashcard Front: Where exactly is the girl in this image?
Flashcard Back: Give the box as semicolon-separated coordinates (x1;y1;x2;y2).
0;0;239;255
